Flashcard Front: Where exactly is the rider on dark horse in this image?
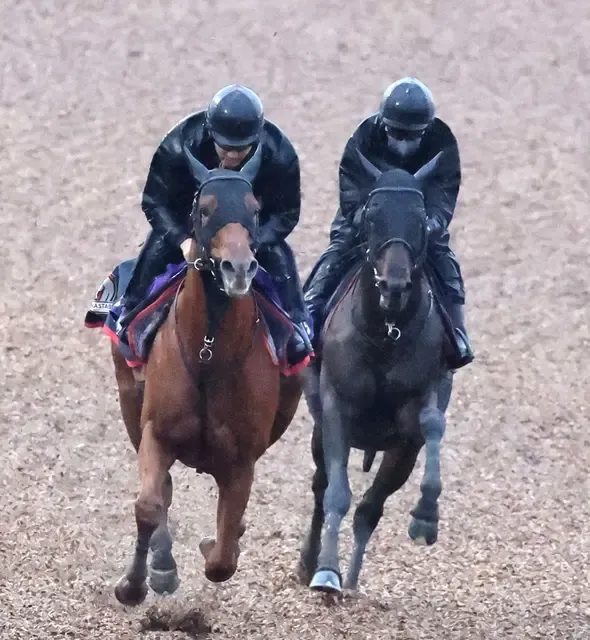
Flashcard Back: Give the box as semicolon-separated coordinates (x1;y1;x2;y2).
117;84;313;364
304;77;474;370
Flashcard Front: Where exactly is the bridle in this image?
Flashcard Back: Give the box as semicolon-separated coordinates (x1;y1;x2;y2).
180;139;262;277
358;185;431;343
173;171;261;370
187;172;260;280
361;186;429;272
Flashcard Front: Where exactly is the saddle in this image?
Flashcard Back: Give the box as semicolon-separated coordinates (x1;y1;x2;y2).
84;261;310;376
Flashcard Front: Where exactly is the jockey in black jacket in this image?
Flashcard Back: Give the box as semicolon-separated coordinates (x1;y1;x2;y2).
117;84;312;360
304;77;474;370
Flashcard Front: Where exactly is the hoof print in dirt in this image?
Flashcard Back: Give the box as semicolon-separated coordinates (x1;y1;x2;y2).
139;604;211;638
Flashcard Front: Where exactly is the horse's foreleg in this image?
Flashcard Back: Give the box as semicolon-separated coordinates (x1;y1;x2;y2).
437;370;453;414
344;442;421;591
115;422;175;606
309;386;353;595
148;471;180;595
269;373;303;448
302;359;322;425
199;462;255;583
298;421;327;585
408;397;446;546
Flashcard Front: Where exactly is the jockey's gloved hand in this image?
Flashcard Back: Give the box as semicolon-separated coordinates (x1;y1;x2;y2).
257;226;277;248
181;238;197;262
426;217;442;238
352;207;365;228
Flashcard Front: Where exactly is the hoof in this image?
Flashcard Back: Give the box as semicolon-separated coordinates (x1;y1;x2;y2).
342;577;359;592
408;517;438;546
199;536;216;560
148;567;180;595
204;563;236;583
310;569;342;595
296;558;313;586
114;576;148;606
199;534;241;582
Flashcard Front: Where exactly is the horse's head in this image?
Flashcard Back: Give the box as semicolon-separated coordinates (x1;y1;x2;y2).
356;150;443;315
184;143;263;297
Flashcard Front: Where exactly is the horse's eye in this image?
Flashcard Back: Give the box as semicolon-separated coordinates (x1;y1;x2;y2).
199;206;211;218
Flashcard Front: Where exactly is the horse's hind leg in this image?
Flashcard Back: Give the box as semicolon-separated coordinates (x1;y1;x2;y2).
344;442;421;590
148;471;180;595
408;401;446;546
115;422;175;606
199;462;255;583
297;421;327;585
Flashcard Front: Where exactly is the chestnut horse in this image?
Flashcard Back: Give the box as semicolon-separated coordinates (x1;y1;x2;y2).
112;145;303;606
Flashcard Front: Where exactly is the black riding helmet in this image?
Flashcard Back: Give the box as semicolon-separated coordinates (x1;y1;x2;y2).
379;77;435;132
206;84;264;149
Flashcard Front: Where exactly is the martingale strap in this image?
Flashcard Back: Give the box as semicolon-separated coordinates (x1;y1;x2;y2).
172;272;231;383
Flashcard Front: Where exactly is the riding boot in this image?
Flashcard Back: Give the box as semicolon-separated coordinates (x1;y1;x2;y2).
273;268;314;360
117;233;179;332
256;242;314;363
303;251;347;346
446;300;474;369
303;210;361;347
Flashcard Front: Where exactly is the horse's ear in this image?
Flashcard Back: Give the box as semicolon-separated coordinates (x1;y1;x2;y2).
413;151;444;188
184;143;210;184
240;143;263;183
357;149;383;182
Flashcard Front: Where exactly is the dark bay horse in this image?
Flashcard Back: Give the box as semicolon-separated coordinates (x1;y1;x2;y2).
298;151;453;594
111;145;303;606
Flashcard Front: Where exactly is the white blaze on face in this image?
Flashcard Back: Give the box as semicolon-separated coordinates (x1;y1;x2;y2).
217;238;258;297
373;267;388;309
221;266;253;297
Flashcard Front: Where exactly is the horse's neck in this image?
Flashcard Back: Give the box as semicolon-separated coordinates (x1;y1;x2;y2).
356;264;426;336
178;269;256;358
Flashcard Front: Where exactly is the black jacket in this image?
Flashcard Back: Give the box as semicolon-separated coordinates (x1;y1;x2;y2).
141;111;301;249
338;114;461;245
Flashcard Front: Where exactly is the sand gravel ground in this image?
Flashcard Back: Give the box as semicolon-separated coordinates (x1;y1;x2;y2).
1;0;589;638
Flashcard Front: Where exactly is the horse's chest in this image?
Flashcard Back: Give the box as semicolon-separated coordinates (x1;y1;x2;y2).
176;419;239;473
350;395;418;449
377;361;427;394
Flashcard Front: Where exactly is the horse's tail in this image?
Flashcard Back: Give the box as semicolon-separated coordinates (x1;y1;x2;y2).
362;449;377;472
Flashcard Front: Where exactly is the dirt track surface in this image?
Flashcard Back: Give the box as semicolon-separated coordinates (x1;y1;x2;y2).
1;0;590;638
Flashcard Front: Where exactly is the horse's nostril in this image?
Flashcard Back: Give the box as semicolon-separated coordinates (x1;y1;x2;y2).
220;259;235;273
247;259;259;276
